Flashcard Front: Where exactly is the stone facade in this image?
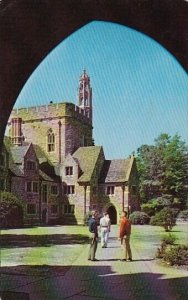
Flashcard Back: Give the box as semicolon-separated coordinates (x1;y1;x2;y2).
3;70;140;225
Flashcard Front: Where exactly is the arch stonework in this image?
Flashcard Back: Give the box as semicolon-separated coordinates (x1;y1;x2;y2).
0;0;187;149
103;202;120;224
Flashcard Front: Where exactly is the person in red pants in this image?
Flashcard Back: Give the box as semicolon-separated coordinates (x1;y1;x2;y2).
119;211;132;261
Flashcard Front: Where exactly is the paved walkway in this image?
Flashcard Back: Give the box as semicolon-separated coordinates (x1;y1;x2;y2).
1;226;188;299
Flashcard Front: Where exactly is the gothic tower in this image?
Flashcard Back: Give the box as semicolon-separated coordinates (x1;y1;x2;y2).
78;69;92;121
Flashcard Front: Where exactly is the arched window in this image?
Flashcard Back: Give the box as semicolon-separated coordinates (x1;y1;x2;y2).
47;129;55;152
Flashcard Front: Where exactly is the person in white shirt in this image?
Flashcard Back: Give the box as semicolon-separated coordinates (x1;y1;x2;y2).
106;213;111;245
100;212;111;248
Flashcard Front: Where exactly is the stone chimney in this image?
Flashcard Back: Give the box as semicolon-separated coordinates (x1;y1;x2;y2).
11;117;23;146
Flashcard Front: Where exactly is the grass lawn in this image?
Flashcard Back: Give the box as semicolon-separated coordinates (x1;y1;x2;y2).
0;223;187;268
0;225;90;267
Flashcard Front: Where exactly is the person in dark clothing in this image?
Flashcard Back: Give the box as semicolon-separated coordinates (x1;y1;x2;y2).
88;210;99;261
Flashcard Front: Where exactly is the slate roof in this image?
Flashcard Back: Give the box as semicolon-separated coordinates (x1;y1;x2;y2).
6;144;31;176
9;144;30;164
33;145;48;164
39;162;60;182
99;156;134;183
8;164;24;177
73;146;102;184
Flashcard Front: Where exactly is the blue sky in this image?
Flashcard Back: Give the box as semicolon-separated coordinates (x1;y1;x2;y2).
14;21;188;159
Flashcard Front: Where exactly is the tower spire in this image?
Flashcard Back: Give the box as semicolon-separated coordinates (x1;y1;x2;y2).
78;69;92;121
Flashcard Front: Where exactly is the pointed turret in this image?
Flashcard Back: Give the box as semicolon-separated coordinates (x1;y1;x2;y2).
78;69;92;121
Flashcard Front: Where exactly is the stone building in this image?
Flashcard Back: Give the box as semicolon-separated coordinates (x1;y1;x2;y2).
2;70;140;225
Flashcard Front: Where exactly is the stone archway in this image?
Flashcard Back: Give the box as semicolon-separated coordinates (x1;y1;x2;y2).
107;205;117;225
0;1;187;148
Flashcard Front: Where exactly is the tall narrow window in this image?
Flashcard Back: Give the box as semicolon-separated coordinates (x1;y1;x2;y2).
47;129;55;152
33;182;39;193
26;181;32;192
51;185;58;195
106;186;115;195
64;204;75;214
51;205;58;214
65;166;73;175
64;185;75;195
27;204;36;214
26;160;35;170
42;184;48;203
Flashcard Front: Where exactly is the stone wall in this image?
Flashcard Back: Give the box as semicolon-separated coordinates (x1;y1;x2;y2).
7;103;93;164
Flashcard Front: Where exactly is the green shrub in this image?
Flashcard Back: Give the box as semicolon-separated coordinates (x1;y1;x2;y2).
141;202;156;216
0;191;24;228
161;234;176;245
150;207;176;231
163;245;188;266
141;196;173;217
0;191;24;208
129;211;150;225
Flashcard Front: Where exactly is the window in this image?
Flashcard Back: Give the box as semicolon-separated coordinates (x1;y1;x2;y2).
0;179;5;191
26;160;35;170
106;186;115;195
64;185;75;195
33;182;39;193
26;181;39;193
51;185;58;195
27;204;36;214
26;181;32;192
51;205;58;214
65;166;73;176
64;204;75;214
42;184;48;203
47;129;55;152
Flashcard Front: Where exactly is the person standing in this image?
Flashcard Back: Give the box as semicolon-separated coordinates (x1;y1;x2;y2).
100;212;111;248
106;213;111;247
88;211;99;261
119;211;132;261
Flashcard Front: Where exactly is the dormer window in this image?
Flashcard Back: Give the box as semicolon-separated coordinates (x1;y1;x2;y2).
47;129;55;152
26;160;35;170
65;166;73;176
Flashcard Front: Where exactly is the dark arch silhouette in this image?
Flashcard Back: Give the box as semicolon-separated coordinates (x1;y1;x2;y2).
0;0;187;148
107;206;117;225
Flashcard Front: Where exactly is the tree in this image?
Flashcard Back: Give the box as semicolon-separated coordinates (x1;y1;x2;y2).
150;207;176;231
0;191;24;228
136;133;187;207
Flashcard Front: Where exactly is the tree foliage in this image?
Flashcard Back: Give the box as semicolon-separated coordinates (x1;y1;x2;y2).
137;133;188;206
0;191;24;228
150;207;176;231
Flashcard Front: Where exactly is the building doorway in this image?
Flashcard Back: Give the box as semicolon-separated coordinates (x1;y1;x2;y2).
107;206;117;224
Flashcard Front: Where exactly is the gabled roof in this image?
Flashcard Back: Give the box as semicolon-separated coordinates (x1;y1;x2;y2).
39;162;60;182
8;165;24;177
73;146;103;184
33;144;48;164
63;153;79;166
9;144;30;164
39;170;55;182
99;156;134;183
